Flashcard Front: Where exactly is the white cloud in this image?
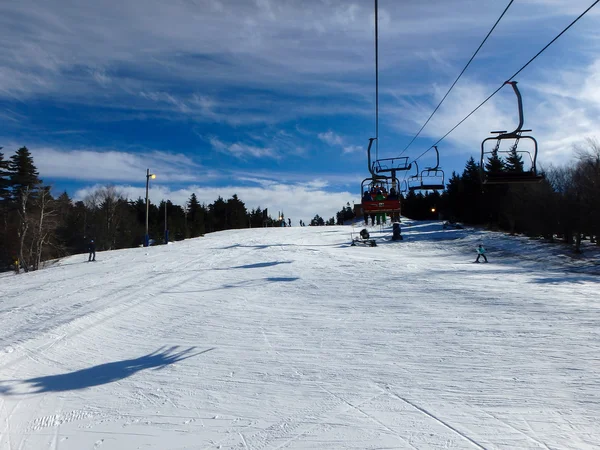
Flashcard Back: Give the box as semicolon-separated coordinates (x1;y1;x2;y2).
318;131;363;155
29;147;203;183
3;0;593;105
209;137;276;159
384;55;600;172
318;131;344;146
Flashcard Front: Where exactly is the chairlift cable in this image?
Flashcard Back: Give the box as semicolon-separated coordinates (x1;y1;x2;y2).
400;0;515;155
413;0;600;163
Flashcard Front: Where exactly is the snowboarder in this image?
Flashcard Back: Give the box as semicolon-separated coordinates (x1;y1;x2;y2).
475;244;488;263
88;239;96;262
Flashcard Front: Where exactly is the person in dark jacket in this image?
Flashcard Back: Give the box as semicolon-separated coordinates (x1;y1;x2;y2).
88;239;96;262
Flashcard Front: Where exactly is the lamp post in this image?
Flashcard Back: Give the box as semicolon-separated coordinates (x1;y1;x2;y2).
164;200;169;244
145;169;156;247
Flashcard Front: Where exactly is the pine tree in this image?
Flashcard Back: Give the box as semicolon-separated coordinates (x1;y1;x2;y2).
209;196;227;231
7;147;42;272
0;150;11;267
505;146;524;173
310;214;325;226
461;157;485;224
0;150;10;203
485;147;505;174
187;193;205;237
8;146;42;203
227;194;247;229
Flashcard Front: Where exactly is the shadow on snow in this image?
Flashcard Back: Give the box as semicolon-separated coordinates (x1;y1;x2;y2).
0;346;214;395
168;277;300;294
224;261;293;270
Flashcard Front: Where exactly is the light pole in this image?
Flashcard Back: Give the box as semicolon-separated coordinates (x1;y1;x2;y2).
164;200;169;244
145;169;156;247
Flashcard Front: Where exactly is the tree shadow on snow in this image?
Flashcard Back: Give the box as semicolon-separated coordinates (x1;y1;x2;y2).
533;274;599;285
222;261;293;270
167;276;299;294
212;243;338;250
0;346;214;395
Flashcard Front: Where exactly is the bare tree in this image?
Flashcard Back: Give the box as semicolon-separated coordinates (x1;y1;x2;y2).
32;187;58;270
98;185;124;250
16;186;32;272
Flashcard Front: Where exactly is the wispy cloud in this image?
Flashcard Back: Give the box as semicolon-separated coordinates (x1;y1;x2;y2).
318;130;363;154
29;146;203;183
2;0;599;195
384;54;600;171
209;137;276;159
318;131;344;147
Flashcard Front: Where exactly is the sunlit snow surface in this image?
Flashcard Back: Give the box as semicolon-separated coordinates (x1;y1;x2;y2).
1;219;599;449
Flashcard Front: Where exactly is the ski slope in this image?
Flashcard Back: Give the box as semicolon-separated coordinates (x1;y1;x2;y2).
1;219;599;449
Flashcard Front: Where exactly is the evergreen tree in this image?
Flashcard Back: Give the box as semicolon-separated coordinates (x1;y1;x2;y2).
8;146;42;203
0;150;11;267
227;194;247;229
461;157;485;224
0;150;10;202
485;147;505;174
505;146;524;172
208;196;227;232
310;215;325;226
7;147;43;271
187;193;205;237
440;171;462;222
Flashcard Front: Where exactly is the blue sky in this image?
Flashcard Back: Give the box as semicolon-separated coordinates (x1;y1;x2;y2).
1;0;599;223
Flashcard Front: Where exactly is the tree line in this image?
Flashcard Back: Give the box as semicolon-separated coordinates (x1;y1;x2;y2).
0;147;300;272
402;139;600;252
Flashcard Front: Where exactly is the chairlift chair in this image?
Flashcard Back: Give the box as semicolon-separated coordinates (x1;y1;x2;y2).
407;147;446;191
480;81;544;184
360;176;401;216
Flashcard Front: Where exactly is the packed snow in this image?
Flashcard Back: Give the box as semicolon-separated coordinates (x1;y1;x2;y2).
1;219;599;449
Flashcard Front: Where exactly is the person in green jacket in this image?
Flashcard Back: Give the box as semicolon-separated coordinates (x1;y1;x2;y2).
375;190;386;225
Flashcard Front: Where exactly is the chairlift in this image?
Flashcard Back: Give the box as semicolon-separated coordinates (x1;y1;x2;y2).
360;176;401;216
416;146;445;190
372;156;412;174
480;81;544;184
359;138;402;220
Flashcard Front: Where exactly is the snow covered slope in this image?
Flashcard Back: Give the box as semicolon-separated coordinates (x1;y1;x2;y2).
1;220;598;449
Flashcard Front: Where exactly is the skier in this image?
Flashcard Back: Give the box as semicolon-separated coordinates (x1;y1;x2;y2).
475;244;488;263
88;239;96;262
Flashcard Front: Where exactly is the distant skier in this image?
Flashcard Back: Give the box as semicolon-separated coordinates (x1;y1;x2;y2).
88;239;96;262
475;244;488;263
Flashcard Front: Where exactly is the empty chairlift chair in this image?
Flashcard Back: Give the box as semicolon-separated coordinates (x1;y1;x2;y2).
480;81;544;184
